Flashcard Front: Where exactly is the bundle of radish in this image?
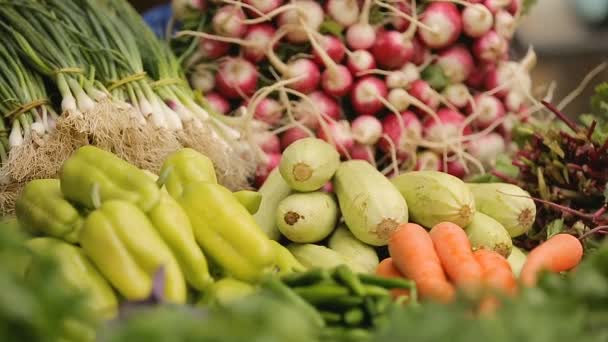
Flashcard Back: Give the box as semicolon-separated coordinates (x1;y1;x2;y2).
0;0;259;213
172;0;538;184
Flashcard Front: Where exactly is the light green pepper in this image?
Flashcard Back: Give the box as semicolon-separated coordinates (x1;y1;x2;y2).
159;148;217;199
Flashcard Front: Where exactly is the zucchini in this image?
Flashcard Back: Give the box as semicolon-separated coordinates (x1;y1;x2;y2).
328;225;379;274
253;169;293;240
279;138;340;192
276;192;338;243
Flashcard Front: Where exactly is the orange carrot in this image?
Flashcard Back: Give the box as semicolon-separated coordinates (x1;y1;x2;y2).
375;257;410;298
474;249;517;296
430;222;483;290
388;223;455;303
520;233;583;287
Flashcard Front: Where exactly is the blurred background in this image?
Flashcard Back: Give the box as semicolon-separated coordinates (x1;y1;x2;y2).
129;0;608;116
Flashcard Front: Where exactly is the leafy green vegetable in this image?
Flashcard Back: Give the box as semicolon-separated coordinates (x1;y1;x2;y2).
591;82;608;119
546;218;565;239
421;64;448;91
320;18;344;39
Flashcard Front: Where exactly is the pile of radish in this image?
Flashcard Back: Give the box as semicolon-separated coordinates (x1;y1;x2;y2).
173;0;536;186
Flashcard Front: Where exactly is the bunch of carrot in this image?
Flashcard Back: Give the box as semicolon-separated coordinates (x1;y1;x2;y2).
379;222;584;312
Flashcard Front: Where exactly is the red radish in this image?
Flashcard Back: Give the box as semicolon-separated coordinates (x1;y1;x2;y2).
415;151;441;171
485;50;536;98
390;1;413;32
313;35;346;65
508;0;521;15
321;65;353;97
347;50;376;74
254;153;281;187
378;111;422;157
243;24;276;63
371;30;415;70
173;0;207;20
473;30;508;63
351;115;382;145
277;0;324;44
494;10;516;40
410;37;429;65
215;57;258;99
466;132;506;167
294;91;341;128
346;23;377;50
442;83;471;109
317;120;355;157
267;43;321;93
467;63;495;89
244;0;283;14
199;38;230;59
280;126;311;150
349;142;376;163
423;108;472;145
417;2;462;49
326;0;360;27
351;76;388;116
253;97;283;126
468;94;505;129
505;90;526;112
388;88;411;112
442;158;467;178
205;92;231;114
253;131;281;154
484;0;512;14
462;4;493;38
190;66;215;93
322;182;334;193
437;44;474;84
409;80;440;110
386;63;420;89
212;5;247;38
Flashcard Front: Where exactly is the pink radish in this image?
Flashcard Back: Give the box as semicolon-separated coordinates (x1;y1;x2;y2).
294;91;341;129
410;37;429;66
473;30;508;63
408;80;440;110
212;5;247;38
442;83;471;109
252;97;283;126
322;182;334;193
321;65;354;97
468;94;505;129
347;50;376;74
190;66;215;93
462;4;493;38
277;0;324;44
205;92;231;114
173;0;207;21
442;158;467;178
494;10;516;40
417;2;462;49
351;76;388;116
378;111;422;157
215;57;259;99
317;120;355;157
253;131;281;154
346;23;377;50
349;143;376;163
466;132;506;167
371;30;415;70
280;126;311;150
415;150;441;171
390;1;413;32
244;0;283;15
436;44;474;84
508;0;521;15
388;88;411;112
326;0;360;27
386;63;420;89
254;153;282;187
484;0;512;14
243;24;276;63
485;50;536;98
313;35;346;65
467;63;495;89
351;115;382;145
199;38;230;59
423;108;472;145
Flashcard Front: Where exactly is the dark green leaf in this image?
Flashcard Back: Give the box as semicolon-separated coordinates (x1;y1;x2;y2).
421;64;448;91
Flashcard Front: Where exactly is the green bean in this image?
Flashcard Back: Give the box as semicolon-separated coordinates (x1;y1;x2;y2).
343;308;365;326
293;284;350;304
333;265;365;296
281;268;331;287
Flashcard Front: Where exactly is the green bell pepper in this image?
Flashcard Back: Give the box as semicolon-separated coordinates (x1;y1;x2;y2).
179;182;275;282
16;179;83;243
25;237;118;320
148;190;213;290
59;146;160;212
79;200;186;303
159;148;217;199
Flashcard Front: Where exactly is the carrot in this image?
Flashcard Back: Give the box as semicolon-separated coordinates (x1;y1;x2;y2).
429;222;483;290
375;257;410;298
388;223;455;303
474;249;517;296
520;233;583;287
